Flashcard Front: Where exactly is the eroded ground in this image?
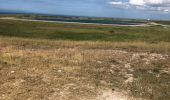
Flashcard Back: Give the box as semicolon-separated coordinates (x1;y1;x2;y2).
0;41;170;100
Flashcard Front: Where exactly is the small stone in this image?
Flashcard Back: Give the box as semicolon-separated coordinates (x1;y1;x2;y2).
97;61;102;64
58;70;62;73
11;71;15;74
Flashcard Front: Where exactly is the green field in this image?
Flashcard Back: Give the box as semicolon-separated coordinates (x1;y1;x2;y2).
0;14;170;100
0;18;170;42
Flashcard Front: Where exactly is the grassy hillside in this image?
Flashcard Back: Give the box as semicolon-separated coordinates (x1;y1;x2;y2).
0;19;170;42
0;15;170;100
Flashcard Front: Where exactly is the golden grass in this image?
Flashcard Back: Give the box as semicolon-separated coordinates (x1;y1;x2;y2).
0;36;170;100
1;36;170;54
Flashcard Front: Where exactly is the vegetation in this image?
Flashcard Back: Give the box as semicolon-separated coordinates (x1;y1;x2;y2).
154;20;170;25
0;14;170;100
0;19;170;42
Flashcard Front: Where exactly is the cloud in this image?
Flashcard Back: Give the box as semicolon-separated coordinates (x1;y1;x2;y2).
109;0;170;13
129;0;145;6
108;1;130;9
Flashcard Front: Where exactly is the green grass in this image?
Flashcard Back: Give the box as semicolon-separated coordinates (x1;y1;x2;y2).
0;19;170;43
154;20;170;25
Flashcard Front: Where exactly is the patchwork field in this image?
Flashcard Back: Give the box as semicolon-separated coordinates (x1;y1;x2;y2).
0;16;170;100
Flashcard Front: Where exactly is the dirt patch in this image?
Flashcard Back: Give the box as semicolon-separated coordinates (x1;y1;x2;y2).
96;89;129;100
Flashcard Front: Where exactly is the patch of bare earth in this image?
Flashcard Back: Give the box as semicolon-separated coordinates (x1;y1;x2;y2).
0;44;169;100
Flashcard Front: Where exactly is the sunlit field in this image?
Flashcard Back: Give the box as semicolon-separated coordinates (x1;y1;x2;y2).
0;15;170;100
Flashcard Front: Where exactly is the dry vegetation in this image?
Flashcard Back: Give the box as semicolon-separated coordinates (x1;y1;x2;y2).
0;37;170;100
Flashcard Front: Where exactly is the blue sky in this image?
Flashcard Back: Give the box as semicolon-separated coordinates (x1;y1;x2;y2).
0;0;170;20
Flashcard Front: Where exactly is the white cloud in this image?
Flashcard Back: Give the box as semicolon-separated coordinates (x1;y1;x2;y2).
129;0;170;6
109;0;170;13
129;0;145;6
108;1;130;9
109;1;123;5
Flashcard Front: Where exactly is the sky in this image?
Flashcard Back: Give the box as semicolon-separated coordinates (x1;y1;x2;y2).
0;0;170;20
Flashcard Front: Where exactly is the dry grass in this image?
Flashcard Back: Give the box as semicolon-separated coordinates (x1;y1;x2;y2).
1;36;170;54
0;37;170;100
